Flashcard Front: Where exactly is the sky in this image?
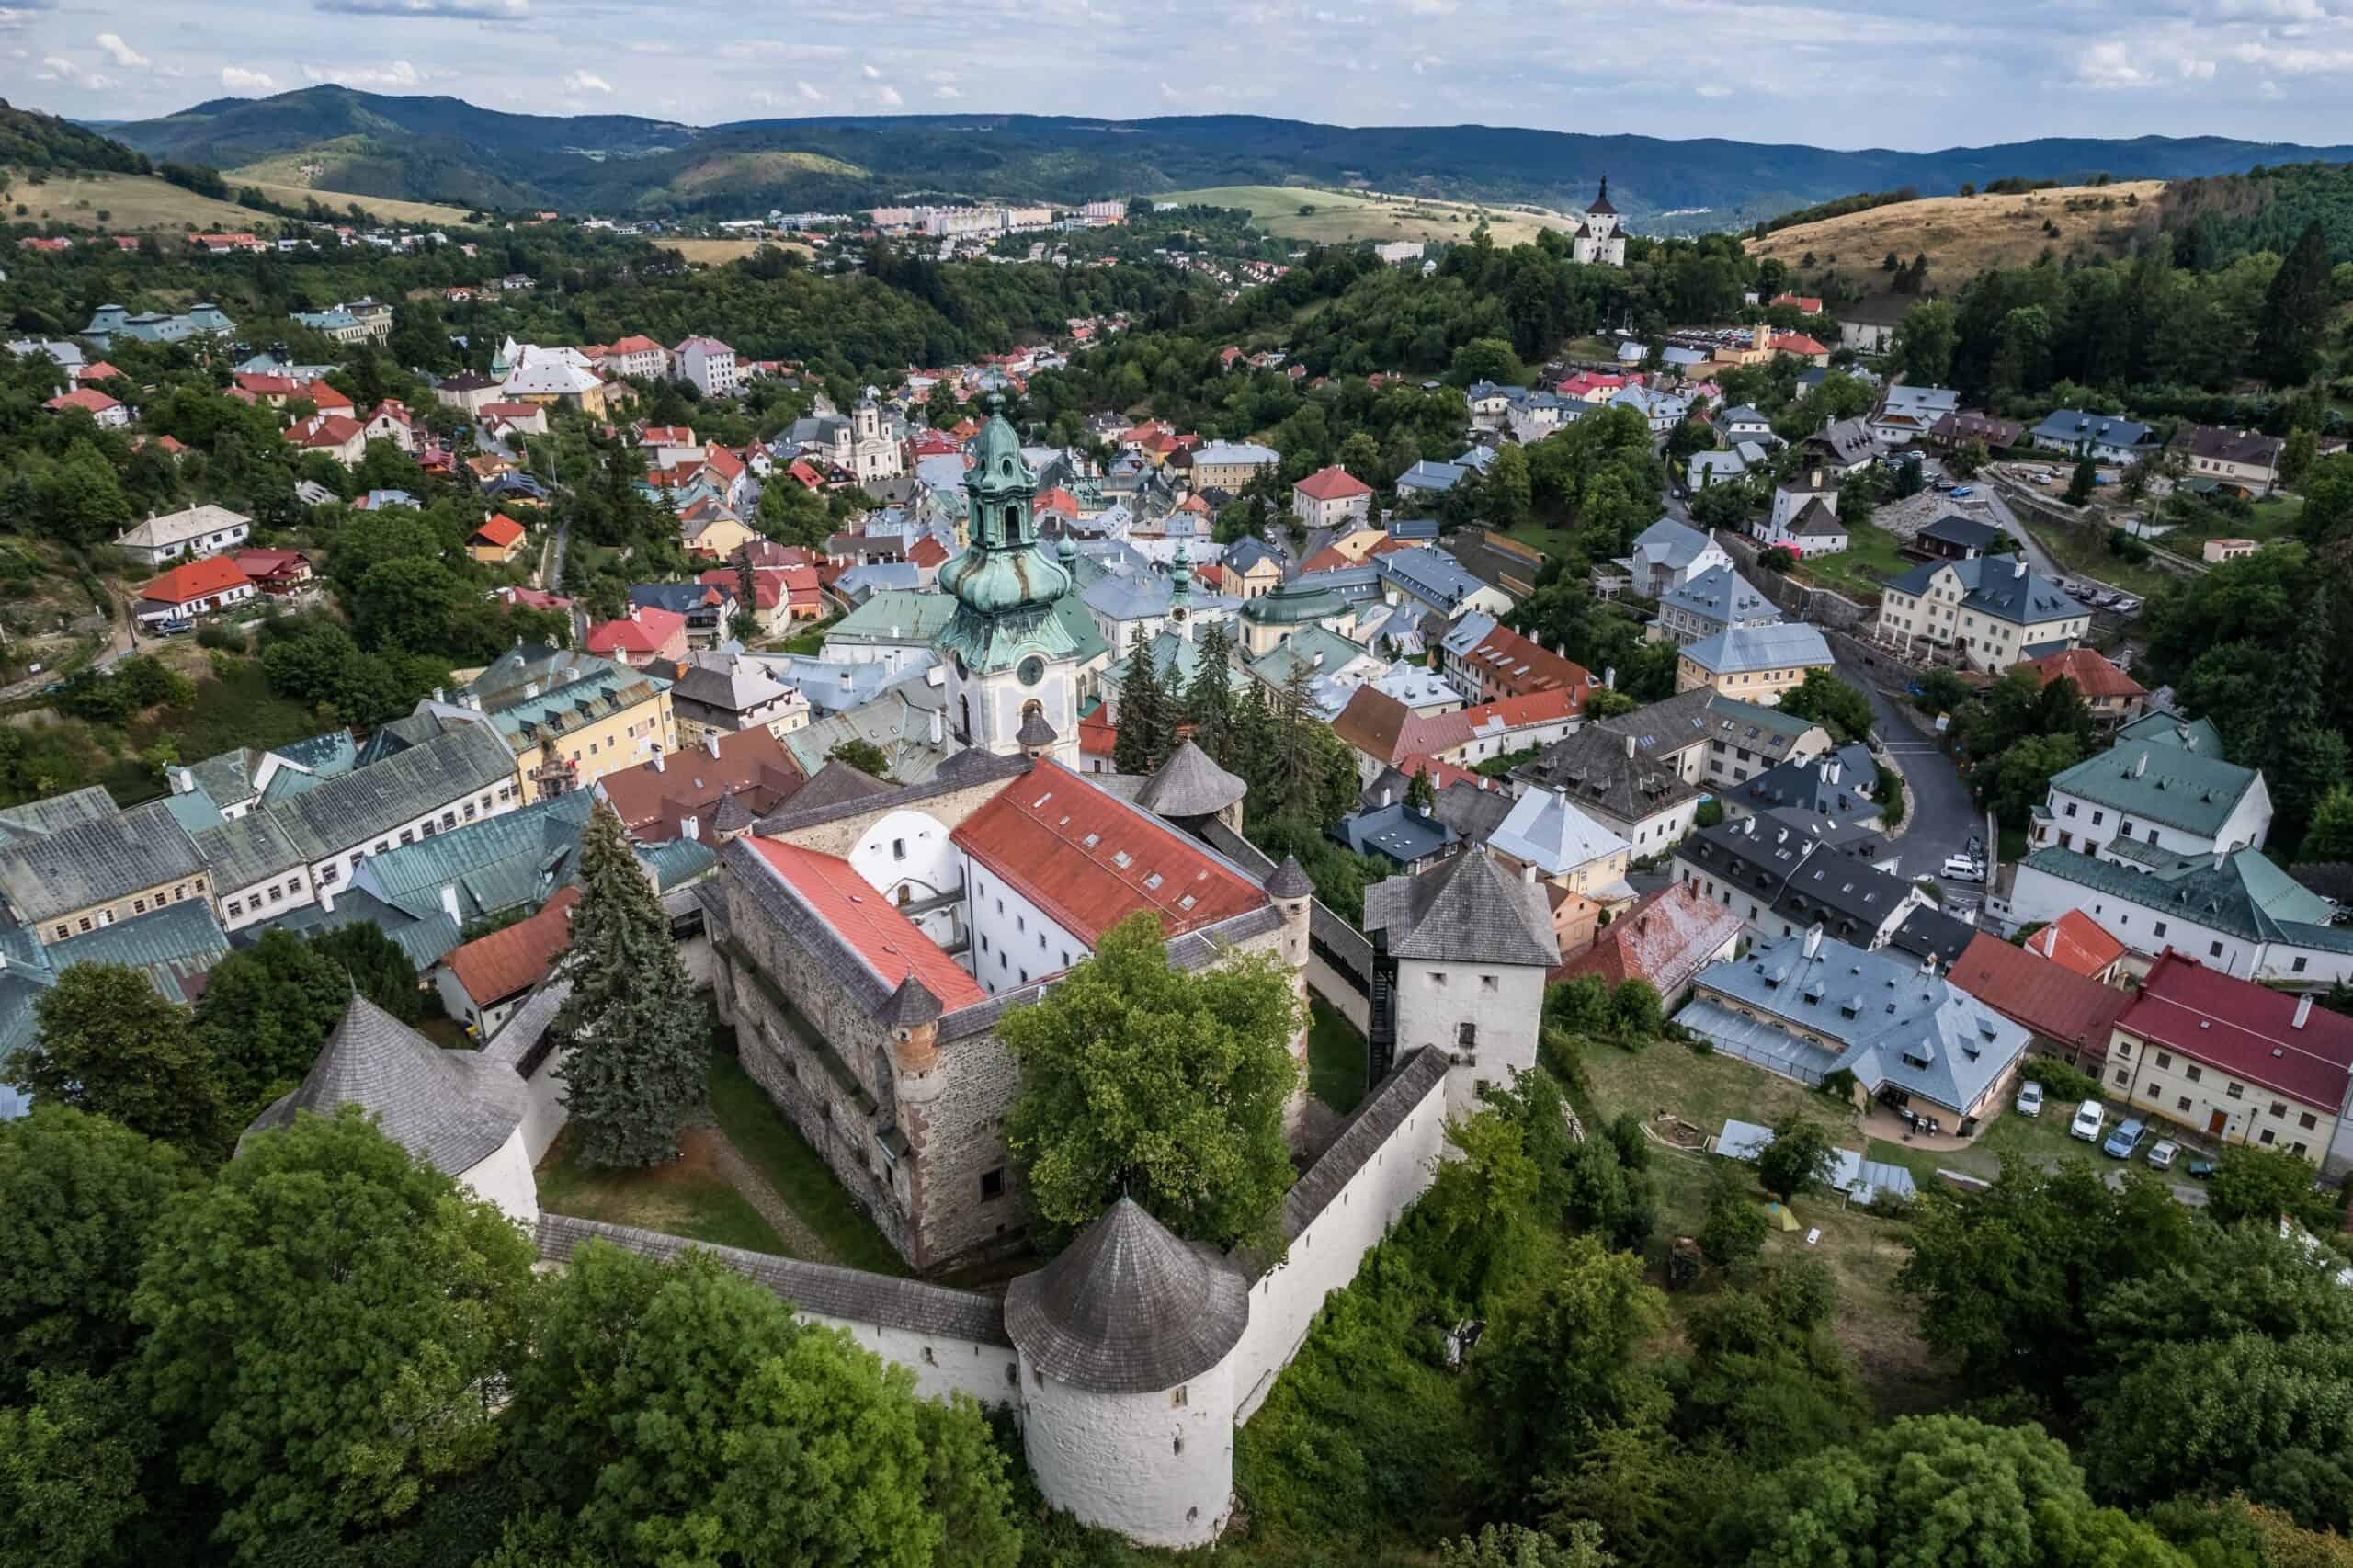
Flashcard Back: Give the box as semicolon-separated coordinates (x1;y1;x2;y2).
3;0;2352;152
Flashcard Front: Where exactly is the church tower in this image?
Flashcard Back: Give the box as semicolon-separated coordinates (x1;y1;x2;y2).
937;403;1086;766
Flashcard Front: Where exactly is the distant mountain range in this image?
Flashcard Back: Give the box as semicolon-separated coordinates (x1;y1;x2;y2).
82;87;2353;230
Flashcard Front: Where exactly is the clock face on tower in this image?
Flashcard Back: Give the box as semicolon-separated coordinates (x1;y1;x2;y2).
1017;655;1045;687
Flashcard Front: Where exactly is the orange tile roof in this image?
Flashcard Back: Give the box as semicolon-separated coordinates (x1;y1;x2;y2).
1948;933;2131;1062
1770;332;1830;356
44;388;119;415
743;837;987;1009
2021;908;2129;979
445;887;579;1005
907;536;949;568
951;760;1266;944
2026;647;2146;702
286;414;363;449
473;514;527;548
1553;881;1743;991
141;555;250;604
585;607;687;654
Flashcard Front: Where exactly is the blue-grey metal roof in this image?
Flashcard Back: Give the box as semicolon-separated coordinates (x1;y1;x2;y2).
1916;513;2005;551
1684;929;2029;1116
1733;743;1882;828
2031;409;2154;449
1884;555;2088;626
1334;802;1459;867
1660;563;1778;629
1376;547;1495;611
1679;621;1834;676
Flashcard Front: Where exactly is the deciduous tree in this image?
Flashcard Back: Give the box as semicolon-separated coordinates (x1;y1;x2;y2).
15;964;220;1152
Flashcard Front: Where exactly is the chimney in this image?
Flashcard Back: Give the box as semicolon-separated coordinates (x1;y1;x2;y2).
168;766;193;796
1623;733;1636;759
2131;751;2147;778
929;706;943;744
653;750;665;773
2013;557;2027;578
1776;826;1789;844
1521;861;1537;884
2294;993;2313;1029
704;730;722;759
432;686;446;703
2213;850;2227;871
438;884;460;924
1803;924;1823;958
1380;788;1392;808
1604;665;1617;689
683;814;700;841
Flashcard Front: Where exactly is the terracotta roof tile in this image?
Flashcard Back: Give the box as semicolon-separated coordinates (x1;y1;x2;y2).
445;886;579;1005
1947;933;2131;1061
742;836;986;1009
141;555;249;604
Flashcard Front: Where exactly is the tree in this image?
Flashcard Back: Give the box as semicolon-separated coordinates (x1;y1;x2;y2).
0;1108;183;1393
131;1108;537;1551
1755;1114;1836;1203
1112;626;1172;775
2300;784;2353;862
1891;299;1959;385
306;921;423;1023
2256;221;2333;387
756;472;833;551
2065;453;2099;506
0;1370;156;1568
553;800;707;1168
2281;427;2319;492
827;737;896;781
2206;1143;2335;1232
1709;1415;2180;1568
15;964;220;1151
351;556;462;653
1407;761;1437;813
1487;441;1532;527
1478;1233;1670;1477
188;926;351;1124
1699;1164;1768;1268
1000;912;1300;1250
1775;668;1876;744
1449;336;1524;387
507;1239;1014;1567
1983;731;2084;828
1181;619;1237;761
1440;1522;1615;1568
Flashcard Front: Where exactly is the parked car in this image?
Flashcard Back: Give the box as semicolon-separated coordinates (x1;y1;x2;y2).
158;618;193;636
1949;485;1974;497
2187;1157;2218;1179
2147;1139;2180;1171
2103;1118;2146;1158
2069;1100;2105;1142
1941;856;1985;882
2017;1081;2045;1118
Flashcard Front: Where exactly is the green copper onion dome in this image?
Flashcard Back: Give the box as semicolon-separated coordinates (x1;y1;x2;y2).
940;402;1071;616
1242;571;1347;628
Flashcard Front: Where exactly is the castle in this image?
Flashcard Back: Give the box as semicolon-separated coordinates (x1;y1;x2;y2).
233;411;1566;1551
1571;176;1629;267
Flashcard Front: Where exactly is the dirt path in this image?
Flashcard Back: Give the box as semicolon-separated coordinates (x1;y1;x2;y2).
702;1121;841;1265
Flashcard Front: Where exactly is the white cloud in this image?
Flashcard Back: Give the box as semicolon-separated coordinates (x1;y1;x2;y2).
875;85;903;105
221;65;277;91
1696;82;1733;97
302;58;425;86
94;32;146;68
563;69;612;93
36;53;68;76
861;62;881;78
314;0;529;16
2233;38;2353;72
934;84;961;98
2074;39;2158;87
795;78;824;101
925;68;957;84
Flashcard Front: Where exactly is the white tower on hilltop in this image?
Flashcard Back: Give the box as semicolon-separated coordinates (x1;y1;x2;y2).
1571;176;1628;267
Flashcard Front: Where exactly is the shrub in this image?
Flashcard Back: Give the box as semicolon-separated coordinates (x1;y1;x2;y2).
2023;1055;2100;1104
196;622;246;653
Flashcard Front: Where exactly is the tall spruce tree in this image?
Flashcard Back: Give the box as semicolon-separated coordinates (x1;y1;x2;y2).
1112;626;1169;775
554;800;706;1168
1182;620;1237;764
2256;220;2333;387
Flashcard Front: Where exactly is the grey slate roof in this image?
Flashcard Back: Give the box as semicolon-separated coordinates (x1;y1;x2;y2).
1511;725;1698;826
1660;563;1779;631
1916;514;2004;552
1132;740;1246;819
1733;743;1883;828
1335;802;1459;867
535;1212;1011;1346
1265;853;1314;900
1680;621;1834;676
1280;1046;1449;1241
1597;689;1818;762
43;898;229;1004
0;786;119;848
1363;847;1558;969
1887;903;1980;968
274;724;517;863
243;995;526;1173
0;799;205;924
1677;808;1907;940
1884;555;2087;627
192;809;312;892
1003;1197;1249;1393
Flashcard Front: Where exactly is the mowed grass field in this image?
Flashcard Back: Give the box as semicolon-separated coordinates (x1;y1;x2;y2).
657;237;813;265
236;179;474;226
1164;184;1572;247
1747;181;2165;297
0;168;282;232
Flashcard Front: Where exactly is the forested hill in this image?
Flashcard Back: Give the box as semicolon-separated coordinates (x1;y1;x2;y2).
90;87;2353;227
2158;161;2353;267
0;98;151;176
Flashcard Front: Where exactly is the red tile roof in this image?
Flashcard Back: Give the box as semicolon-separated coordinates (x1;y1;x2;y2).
472;513;526;548
445;887;580;1005
141;555;250;605
585;607;687;655
598;728;805;838
951;761;1267;944
1293;464;1372;502
907;536;949;568
1553;881;1742;992
44;388;119;415
1459;619;1598;702
2027;647;2146;703
1771;293;1824;313
2117;950;2353;1109
2022;909;2129;978
494;585;574;610
1297;544;1356;574
1948;934;2132;1062
1770;332;1830;357
1078;706;1117;757
231;547;310;581
286;414;363;449
743;837;987;1010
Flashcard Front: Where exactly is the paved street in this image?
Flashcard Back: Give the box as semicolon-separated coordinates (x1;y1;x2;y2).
1840;661;1985;905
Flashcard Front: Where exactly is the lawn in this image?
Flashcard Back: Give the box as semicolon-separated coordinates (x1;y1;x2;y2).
1307;999;1369;1114
1864;1094;2095;1191
2019;519;2175;600
771;614;839;656
1572;1034;1951;1414
1791;519;1909;600
706;1051;909;1276
2151;493;2303;559
1503;524;1583;561
534;1124;790;1255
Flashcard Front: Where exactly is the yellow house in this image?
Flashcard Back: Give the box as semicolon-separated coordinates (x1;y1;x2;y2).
467;513;529;566
1324;525;1391;564
682;510;763;561
0;797;213;946
1674;623;1835;706
449;648;678;803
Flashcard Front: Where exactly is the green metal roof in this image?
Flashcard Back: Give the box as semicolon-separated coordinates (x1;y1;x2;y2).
355;791;595;924
826;590;958;647
2019;846;2349;949
1247;626;1369;688
1242;574;1349;628
2046;739;2261;837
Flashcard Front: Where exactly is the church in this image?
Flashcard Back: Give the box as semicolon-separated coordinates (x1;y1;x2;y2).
1571;177;1630;267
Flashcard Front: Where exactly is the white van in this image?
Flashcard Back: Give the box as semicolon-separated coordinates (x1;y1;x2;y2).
1941;856;1984;883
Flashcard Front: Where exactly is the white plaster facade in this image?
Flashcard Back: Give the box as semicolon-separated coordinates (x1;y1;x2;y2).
966;858;1088;994
1020;1355;1235;1548
1392;957;1549;1119
2037;774;2272;862
455;1126;539;1227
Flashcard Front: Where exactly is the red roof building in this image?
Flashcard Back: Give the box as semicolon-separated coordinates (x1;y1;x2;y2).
44;387;125;421
1769;332;1831;359
742;836;989;1011
441;887;580;1027
951;760;1267;948
2109;951;2353;1152
2025;647;2147;723
494;585;574;611
1292;464;1374;503
1770;292;1824;314
1445;618;1599;705
1333;686;1583;772
229;547;313;594
584;606;689;666
1552;881;1743;998
597;727;805;840
2022;909;2130;983
1948;933;2133;1067
135;555;254;623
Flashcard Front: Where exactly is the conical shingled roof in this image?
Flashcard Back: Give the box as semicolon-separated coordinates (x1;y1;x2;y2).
877;970;942;1029
242;994;527;1174
1016;708;1059;748
1266;853;1314;900
1362;847;1559;969
711;785;753;835
1132;739;1245;819
1003;1197;1249;1393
